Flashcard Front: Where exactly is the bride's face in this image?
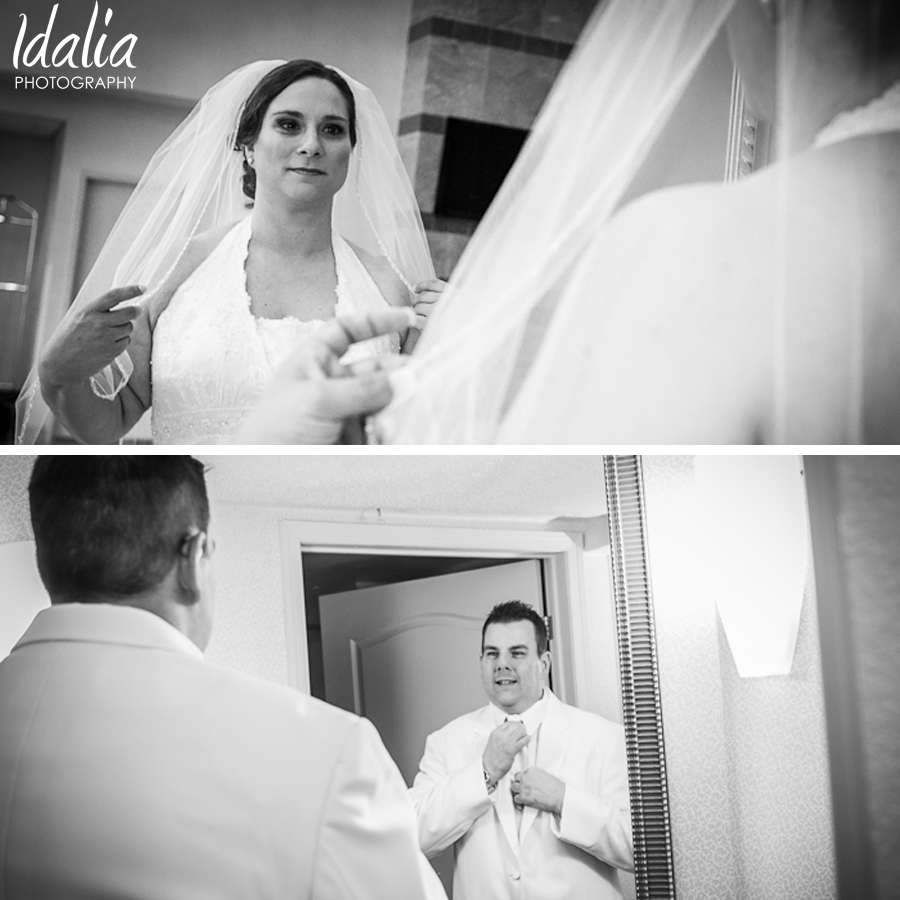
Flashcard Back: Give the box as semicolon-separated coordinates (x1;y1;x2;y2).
251;77;353;206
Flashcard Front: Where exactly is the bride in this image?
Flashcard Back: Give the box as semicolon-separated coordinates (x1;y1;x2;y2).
16;60;437;444
374;0;900;444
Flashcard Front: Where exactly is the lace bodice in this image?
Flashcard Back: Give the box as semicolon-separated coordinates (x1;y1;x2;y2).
814;81;900;148
151;217;397;444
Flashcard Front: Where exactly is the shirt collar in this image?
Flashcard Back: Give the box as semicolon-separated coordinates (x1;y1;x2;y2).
489;687;550;734
12;602;204;661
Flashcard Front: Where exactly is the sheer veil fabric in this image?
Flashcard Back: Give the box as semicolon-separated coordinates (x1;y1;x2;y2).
374;0;739;444
374;0;900;445
15;61;434;443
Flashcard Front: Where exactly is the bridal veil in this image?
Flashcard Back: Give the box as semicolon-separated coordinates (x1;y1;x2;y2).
375;0;899;444
374;0;739;443
15;60;434;443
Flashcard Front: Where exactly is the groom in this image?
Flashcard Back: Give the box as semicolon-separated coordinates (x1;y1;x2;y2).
0;456;445;899
410;601;633;900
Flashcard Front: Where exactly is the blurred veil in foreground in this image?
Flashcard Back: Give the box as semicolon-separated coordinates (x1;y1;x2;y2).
375;0;738;443
375;0;900;444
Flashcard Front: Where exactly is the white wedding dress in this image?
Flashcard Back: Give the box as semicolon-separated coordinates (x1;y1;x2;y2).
151;217;397;444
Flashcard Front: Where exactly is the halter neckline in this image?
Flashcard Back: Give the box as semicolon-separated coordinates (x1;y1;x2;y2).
813;81;900;149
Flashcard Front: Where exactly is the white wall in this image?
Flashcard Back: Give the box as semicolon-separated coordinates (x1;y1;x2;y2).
0;454;50;658
0;542;50;659
618;29;734;209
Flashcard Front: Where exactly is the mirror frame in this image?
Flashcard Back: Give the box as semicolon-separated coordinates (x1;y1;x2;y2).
603;456;676;900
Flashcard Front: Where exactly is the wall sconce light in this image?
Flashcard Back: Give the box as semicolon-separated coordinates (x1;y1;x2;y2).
695;456;808;678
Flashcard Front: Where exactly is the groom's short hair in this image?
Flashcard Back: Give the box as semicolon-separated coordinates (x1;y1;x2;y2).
481;600;549;656
29;456;209;604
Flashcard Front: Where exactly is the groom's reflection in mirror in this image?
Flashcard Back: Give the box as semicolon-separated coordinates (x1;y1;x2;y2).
410;601;633;899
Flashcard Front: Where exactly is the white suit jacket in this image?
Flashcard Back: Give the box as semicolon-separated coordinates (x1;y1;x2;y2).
0;604;446;900
410;690;632;900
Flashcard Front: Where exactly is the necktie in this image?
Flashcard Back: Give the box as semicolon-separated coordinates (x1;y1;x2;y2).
506;716;527;833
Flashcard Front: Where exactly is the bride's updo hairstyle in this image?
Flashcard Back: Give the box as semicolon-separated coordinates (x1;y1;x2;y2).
234;59;358;201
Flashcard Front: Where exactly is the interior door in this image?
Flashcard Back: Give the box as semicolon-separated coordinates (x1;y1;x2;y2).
319;558;545;895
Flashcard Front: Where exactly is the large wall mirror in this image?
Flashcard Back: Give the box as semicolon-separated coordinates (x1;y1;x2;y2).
605;455;899;900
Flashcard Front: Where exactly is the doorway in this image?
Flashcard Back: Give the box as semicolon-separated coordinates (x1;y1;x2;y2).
308;556;550;772
303;552;524;702
280;519;585;705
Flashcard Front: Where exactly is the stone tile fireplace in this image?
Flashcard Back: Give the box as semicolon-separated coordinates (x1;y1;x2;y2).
399;0;598;277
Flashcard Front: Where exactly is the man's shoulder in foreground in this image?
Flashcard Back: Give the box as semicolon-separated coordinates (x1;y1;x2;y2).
200;654;368;735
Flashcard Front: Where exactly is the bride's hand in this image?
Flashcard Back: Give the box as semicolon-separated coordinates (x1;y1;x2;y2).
38;285;145;389
401;278;448;354
235;308;416;445
411;278;447;331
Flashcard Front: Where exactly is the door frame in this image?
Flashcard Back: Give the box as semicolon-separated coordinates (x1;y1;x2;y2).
280;520;588;707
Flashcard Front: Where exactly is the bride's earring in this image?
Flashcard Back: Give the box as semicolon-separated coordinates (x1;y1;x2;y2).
245;150;254;168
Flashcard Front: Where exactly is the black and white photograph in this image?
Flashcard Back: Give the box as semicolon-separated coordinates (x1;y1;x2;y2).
1;0;899;895
1;453;897;900
2;0;897;444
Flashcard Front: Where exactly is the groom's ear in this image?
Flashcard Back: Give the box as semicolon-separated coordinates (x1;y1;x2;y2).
541;650;552;678
175;531;207;606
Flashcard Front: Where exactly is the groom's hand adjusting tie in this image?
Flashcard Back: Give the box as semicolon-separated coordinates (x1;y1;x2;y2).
482;717;529;799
